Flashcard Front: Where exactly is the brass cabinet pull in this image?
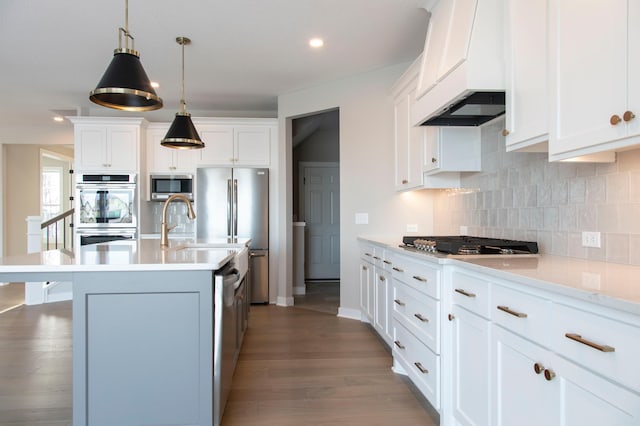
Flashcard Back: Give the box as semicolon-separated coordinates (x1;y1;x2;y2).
455;288;476;298
394;299;406;306
373;256;381;260
610;114;622;125
414;313;429;322
394;340;405;350
502;129;510;136
412;275;427;283
623;110;636;122
544;369;556;381
414;362;429;374
497;305;528;318
448;313;455;321
565;333;615;352
383;260;392;265
402;179;408;184
365;252;373;257
392;267;404;272
533;362;545;374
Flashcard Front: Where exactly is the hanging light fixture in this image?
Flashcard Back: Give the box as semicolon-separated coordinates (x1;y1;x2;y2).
161;36;204;149
89;0;162;111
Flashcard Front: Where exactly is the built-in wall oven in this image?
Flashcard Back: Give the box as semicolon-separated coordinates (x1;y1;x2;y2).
75;174;137;245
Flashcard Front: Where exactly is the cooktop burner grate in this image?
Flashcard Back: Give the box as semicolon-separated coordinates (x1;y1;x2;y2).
401;236;539;255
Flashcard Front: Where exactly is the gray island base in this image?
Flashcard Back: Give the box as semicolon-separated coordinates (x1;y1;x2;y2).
73;270;216;426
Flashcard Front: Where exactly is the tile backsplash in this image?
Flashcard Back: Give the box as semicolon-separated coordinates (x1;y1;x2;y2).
433;120;640;265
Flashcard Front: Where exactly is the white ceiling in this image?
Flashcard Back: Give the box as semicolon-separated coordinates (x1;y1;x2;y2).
0;0;429;145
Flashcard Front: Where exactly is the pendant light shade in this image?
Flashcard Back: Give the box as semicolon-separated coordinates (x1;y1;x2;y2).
161;37;204;149
89;0;162;111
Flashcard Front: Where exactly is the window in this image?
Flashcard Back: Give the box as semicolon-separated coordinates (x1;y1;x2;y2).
42;166;63;220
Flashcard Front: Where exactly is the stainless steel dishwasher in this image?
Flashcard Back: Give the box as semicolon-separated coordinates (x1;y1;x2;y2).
213;247;248;426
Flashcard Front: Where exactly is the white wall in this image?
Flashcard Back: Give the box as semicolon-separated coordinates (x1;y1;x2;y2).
277;63;436;316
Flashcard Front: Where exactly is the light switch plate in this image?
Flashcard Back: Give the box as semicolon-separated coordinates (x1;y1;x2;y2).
406;224;418;232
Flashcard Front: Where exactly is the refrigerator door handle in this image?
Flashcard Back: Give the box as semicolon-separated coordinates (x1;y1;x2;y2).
227;179;232;236
249;252;267;257
233;179;238;237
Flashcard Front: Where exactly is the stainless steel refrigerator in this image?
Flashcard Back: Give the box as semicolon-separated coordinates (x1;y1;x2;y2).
196;167;269;303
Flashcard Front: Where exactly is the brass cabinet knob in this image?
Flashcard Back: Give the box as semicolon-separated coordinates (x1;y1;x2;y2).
533;362;545;374
610;114;622;125
448;313;455;321
431;157;437;163
623;110;636;122
544;369;556;381
402;179;408;184
502;129;510;137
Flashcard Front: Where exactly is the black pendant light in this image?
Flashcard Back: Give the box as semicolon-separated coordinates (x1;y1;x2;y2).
161;37;204;149
89;0;162;111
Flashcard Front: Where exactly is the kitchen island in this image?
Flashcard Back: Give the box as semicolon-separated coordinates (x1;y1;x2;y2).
0;238;249;426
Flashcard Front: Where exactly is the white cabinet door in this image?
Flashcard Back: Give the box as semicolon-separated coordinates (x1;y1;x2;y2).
492;326;557;426
439;0;477;79
504;0;548;151
423;127;481;174
394;90;411;188
374;268;392;345
450;304;490;426
548;0;630;159
359;261;373;322
108;128;137;171
77;127;108;170
199;126;235;165
234;127;271;166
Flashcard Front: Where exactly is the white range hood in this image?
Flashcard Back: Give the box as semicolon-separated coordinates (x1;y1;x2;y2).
411;0;505;127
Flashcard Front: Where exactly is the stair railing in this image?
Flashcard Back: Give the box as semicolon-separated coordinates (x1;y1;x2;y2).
40;208;74;251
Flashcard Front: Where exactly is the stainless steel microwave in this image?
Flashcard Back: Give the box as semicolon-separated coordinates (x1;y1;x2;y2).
150;174;194;201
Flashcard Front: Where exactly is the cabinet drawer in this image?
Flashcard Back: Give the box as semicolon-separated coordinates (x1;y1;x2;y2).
451;270;490;318
392;281;440;353
550;303;640;393
393;322;441;409
391;254;440;299
360;245;375;263
491;284;551;346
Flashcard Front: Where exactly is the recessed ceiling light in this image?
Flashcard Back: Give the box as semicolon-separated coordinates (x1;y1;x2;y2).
151;81;160;89
309;38;324;48
53;116;64;122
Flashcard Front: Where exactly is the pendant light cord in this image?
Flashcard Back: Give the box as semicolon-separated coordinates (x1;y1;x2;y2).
181;39;186;114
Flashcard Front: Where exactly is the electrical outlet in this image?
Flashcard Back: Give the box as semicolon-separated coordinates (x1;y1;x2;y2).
406;224;418;232
582;231;601;248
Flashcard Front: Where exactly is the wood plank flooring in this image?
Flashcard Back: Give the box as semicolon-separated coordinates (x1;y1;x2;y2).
0;283;25;313
223;305;438;425
0;298;438;425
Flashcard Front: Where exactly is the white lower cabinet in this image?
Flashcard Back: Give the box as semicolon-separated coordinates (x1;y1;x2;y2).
374;266;393;345
493;325;640;426
449;304;490;426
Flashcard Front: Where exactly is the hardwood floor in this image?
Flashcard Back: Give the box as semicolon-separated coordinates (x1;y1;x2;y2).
293;281;340;315
223;305;438;425
0;283;25;313
0;298;438;425
0;300;72;426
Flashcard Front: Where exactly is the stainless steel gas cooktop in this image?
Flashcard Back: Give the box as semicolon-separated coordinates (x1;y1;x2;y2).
401;236;539;255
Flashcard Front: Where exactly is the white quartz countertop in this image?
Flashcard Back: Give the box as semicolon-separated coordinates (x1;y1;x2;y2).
0;238;247;274
358;235;640;315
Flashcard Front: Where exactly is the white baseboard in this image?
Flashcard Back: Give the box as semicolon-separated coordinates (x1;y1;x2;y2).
293;285;306;295
337;307;362;321
276;296;294;307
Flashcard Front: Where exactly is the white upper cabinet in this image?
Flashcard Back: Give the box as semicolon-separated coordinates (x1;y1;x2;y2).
503;0;548;152
146;124;198;174
71;117;143;173
196;119;275;166
392;57;425;191
422;127;481;188
548;0;640;160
